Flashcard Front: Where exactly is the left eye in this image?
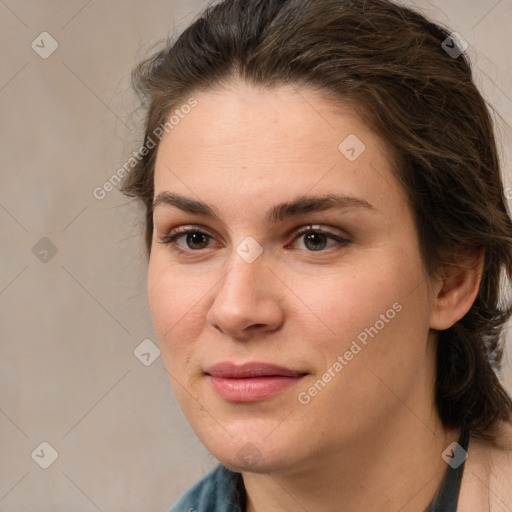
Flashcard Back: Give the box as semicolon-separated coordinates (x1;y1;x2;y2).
289;229;350;251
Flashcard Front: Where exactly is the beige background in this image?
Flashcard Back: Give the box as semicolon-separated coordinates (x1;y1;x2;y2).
1;1;511;511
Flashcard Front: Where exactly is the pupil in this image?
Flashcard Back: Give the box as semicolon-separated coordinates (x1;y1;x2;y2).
305;233;327;251
187;232;208;249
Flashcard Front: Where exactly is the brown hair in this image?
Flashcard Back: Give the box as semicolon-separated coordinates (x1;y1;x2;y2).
120;0;512;441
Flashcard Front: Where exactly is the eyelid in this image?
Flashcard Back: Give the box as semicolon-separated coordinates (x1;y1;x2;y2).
159;224;215;237
289;224;349;239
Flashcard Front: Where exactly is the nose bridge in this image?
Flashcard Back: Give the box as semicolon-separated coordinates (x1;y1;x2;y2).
219;232;267;291
208;243;284;336
219;246;267;306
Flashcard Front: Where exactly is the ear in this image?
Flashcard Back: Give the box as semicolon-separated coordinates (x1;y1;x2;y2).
429;248;485;331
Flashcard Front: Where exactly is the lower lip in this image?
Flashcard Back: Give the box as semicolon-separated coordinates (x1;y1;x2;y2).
208;375;304;402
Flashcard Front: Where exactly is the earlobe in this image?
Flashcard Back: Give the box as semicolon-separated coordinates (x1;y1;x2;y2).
429;248;485;331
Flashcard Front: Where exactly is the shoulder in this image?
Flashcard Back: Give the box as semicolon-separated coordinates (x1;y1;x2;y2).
458;421;512;511
487;422;512;506
168;464;244;512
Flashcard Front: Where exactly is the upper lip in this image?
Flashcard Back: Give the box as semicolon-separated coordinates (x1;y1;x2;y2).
205;362;307;378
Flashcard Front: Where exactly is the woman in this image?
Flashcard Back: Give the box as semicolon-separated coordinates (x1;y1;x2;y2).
121;0;512;510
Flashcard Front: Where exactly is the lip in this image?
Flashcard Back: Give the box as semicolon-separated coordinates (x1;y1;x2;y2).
205;362;308;403
205;362;306;378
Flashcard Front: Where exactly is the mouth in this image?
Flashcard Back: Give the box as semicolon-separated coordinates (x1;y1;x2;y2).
204;362;308;403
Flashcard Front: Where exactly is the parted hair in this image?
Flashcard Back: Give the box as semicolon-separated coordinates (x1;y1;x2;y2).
120;0;512;441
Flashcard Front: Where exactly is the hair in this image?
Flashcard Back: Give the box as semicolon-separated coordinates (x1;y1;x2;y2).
120;0;512;442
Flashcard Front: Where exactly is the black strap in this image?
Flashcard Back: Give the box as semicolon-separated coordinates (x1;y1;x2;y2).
425;424;471;512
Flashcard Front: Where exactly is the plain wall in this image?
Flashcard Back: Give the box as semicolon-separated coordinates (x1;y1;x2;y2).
1;0;511;510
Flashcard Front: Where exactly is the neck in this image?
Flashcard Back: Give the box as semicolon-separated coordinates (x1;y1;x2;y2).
242;406;460;512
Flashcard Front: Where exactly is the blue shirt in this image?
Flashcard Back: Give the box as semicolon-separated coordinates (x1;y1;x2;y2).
169;465;244;512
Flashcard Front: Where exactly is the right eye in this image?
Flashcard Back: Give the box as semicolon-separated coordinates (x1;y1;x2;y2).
159;227;215;253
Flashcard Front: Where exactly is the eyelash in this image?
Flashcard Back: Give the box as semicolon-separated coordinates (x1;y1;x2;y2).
157;225;351;255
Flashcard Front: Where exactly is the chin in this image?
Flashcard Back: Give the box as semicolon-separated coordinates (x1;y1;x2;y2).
199;428;300;474
216;446;292;474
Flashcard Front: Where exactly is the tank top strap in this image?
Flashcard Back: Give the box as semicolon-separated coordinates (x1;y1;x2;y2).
425;423;471;512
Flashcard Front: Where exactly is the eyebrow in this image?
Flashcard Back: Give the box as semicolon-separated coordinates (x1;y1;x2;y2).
152;191;376;223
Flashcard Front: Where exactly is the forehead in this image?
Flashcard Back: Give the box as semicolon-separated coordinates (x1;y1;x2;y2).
153;82;402;215
157;82;380;162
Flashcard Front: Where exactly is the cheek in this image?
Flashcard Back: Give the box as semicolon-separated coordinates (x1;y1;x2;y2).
291;267;431;431
147;258;207;366
298;254;429;367
292;263;408;335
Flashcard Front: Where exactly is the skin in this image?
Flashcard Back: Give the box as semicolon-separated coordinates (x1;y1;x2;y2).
147;80;512;511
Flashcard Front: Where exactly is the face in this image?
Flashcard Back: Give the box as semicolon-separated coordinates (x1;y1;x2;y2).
148;81;437;474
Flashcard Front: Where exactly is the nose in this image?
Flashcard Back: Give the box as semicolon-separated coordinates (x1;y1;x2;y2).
206;249;284;340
